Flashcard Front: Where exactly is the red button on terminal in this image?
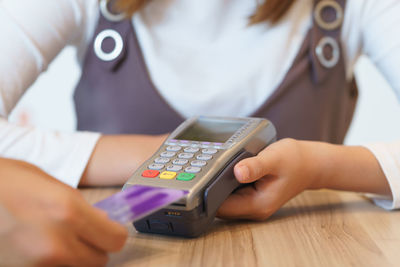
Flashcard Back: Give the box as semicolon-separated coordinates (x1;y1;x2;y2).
142;170;159;178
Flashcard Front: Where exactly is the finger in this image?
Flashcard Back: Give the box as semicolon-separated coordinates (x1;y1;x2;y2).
217;176;284;220
234;149;280;183
49;230;109;267
67;237;109;267
217;186;262;219
75;203;128;253
30;223;108;267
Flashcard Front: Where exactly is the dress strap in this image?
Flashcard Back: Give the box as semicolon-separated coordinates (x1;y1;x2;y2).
93;0;131;71
310;0;346;84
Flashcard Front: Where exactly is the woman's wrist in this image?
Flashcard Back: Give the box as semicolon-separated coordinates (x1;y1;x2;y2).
295;140;329;190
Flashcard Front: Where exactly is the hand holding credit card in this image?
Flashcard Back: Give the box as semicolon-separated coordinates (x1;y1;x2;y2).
94;185;188;224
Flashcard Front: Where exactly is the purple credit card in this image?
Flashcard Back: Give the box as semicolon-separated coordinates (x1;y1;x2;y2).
94;185;188;224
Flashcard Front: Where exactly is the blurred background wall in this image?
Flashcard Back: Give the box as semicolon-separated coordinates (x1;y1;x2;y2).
8;46;400;145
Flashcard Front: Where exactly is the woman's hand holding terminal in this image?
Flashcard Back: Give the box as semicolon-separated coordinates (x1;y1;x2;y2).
218;138;392;220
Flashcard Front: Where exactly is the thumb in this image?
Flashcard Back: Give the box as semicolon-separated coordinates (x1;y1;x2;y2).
234;149;279;183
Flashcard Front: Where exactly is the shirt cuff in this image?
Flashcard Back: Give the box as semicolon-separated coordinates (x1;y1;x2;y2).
50;131;101;188
363;142;400;210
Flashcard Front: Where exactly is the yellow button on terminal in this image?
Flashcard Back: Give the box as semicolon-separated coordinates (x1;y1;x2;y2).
160;171;177;179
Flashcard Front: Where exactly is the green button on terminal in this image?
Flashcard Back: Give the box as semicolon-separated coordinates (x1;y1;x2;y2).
177;173;195;181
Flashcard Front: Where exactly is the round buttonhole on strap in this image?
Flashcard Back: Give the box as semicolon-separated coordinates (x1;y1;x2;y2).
314;0;343;31
100;0;126;22
315;36;340;69
94;29;124;62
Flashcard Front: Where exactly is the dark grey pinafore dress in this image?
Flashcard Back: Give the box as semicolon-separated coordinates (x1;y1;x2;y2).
74;0;357;144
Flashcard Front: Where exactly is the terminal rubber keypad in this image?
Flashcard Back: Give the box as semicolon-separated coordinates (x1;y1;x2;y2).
141;144;218;181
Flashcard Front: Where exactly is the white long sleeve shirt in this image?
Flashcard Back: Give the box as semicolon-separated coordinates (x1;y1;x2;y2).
0;0;399;208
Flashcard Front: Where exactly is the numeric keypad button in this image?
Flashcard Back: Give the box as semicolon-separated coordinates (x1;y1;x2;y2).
184;147;199;153
166;145;181;152
172;159;189;165
166;165;183;172
154;157;170;164
191;160;207;167
185;166;202;173
202;148;218;155
178;153;194;159
160;151;176;158
148;163;164;170
196;154;213;161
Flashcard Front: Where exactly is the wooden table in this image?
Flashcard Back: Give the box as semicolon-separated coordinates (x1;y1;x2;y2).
81;188;400;267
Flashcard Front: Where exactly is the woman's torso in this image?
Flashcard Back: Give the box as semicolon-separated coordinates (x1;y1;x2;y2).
74;0;358;142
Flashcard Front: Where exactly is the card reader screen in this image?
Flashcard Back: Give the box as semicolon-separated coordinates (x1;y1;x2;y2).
175;119;246;143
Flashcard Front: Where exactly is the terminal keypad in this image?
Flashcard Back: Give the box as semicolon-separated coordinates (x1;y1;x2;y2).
142;142;220;181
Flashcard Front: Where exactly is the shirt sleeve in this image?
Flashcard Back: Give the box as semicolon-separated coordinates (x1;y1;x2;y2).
0;0;100;187
359;0;400;97
0;119;101;187
363;143;400;210
349;0;400;209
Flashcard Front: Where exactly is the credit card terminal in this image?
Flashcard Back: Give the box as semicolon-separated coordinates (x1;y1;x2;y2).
123;116;276;237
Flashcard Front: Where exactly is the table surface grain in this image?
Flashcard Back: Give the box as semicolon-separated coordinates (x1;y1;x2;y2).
80;188;400;267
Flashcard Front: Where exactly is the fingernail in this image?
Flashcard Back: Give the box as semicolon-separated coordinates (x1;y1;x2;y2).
236;165;249;182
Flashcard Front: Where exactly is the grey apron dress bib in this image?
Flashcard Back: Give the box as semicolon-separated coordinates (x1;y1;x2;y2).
74;0;357;144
